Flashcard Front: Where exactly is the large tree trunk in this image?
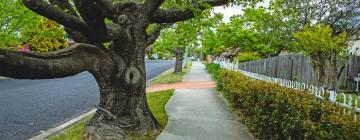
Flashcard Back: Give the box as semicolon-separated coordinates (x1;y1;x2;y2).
174;47;184;73
83;43;159;139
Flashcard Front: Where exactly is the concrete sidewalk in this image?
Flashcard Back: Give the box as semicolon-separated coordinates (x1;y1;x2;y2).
157;61;253;140
182;61;212;81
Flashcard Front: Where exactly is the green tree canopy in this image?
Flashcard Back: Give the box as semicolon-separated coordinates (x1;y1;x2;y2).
201;0;359;58
153;11;223;58
0;0;40;48
294;24;348;89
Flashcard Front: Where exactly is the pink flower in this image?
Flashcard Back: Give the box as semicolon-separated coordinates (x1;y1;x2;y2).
69;40;75;45
21;44;30;52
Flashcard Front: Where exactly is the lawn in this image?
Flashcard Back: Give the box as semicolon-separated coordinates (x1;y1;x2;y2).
151;61;192;84
48;89;174;140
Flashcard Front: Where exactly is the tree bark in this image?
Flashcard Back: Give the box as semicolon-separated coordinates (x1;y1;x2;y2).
82;42;160;139
174;47;184;73
312;55;328;89
83;59;159;140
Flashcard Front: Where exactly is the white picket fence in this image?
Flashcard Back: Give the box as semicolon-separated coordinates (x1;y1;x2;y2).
214;58;360;113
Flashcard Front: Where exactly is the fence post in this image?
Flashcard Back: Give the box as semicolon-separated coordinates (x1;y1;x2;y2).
329;90;337;102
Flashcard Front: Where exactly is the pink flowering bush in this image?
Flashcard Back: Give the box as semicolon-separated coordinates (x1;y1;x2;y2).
20;44;30;52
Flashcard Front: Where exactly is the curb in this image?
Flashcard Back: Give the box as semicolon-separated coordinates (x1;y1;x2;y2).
147;59;192;87
146;67;175;87
29;66;174;140
0;76;9;80
29;109;97;140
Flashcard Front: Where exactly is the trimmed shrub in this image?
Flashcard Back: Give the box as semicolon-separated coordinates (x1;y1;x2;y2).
21;18;68;52
205;63;222;89
205;63;220;80
219;70;360;140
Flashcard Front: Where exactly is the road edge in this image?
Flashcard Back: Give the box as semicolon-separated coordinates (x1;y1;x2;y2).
146;67;175;87
0;76;9;80
28;109;97;140
28;66;174;140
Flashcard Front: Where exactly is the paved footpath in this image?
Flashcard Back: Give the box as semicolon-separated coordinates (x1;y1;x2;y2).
146;81;216;92
157;61;253;140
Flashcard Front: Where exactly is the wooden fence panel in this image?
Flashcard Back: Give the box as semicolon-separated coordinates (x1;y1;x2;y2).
238;54;360;91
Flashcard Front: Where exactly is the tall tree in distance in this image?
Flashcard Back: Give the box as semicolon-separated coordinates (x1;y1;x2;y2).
154;12;223;73
173;21;198;73
278;0;360;89
271;0;360;37
294;24;348;90
0;0;257;139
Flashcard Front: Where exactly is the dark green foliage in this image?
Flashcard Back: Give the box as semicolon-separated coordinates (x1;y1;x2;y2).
205;63;222;89
218;70;360;140
205;63;220;80
236;52;262;62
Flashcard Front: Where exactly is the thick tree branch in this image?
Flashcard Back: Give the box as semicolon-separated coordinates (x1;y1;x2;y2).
48;0;78;16
48;0;90;43
195;0;232;7
74;0;108;42
113;2;139;15
94;0;115;16
22;0;89;34
107;24;132;42
142;0;165;17
64;27;91;43
0;43;110;79
105;23;136;53
150;0;231;23
146;24;169;46
150;9;194;23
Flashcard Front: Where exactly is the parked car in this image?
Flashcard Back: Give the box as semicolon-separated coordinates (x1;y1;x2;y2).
151;54;159;60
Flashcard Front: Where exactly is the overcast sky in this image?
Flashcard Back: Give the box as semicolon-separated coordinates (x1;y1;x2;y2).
212;0;271;22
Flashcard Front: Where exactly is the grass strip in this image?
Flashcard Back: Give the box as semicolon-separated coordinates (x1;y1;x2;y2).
151;61;192;84
49;89;174;140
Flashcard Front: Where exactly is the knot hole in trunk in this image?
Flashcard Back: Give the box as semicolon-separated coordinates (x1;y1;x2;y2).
125;66;140;85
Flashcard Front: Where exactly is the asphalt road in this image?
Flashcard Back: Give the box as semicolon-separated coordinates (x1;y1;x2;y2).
0;60;175;140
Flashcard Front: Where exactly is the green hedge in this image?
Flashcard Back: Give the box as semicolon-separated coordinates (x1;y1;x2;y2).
219;70;360;139
205;63;220;80
205;63;222;88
